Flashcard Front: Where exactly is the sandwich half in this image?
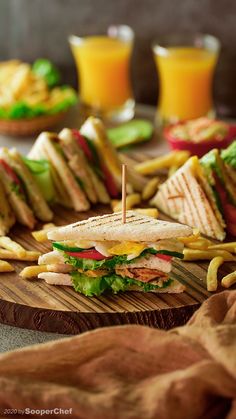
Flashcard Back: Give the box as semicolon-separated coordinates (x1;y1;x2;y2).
0;179;15;235
4;148;53;222
151;156;226;241
38;211;192;296
0;147;36;228
201;144;236;237
28;132;90;212
58;128;110;204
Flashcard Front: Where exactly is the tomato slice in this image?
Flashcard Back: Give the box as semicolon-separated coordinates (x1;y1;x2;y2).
0;159;21;185
100;162;119;198
155;254;172;262
66;249;107;260
72;130;94;161
214;174;236;236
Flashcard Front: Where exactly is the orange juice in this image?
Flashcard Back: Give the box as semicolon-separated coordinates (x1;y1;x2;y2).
70;36;133;112
154;47;218;121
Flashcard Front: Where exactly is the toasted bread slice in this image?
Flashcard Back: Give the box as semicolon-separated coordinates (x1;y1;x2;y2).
29;132;90;212
48;210;192;242
38;272;185;293
152;157;225;241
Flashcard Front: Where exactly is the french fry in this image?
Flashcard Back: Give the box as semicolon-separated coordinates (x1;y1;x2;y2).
206;256;224;292
0;260;14;273
178;229;200;244
221;271;236;288
168;165;178;178
111;200;120;211
135;151;190;175
183;248;235;262
113;193;141;212
0;249;40;261
0;236;26;257
20;265;47;279
186;238;212;250
142;177;160;201
135;152;177;175
32;223;57;243
133;208;159;219
208;242;236;253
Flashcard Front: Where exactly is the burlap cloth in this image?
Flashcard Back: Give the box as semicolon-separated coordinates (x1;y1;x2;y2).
0;290;235;419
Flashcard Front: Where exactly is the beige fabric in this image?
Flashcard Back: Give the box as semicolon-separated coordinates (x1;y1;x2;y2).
48;211;193;242
0;291;235;418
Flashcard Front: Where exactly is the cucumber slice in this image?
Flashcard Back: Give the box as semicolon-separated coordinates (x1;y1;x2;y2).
107;119;153;148
53;242;84;252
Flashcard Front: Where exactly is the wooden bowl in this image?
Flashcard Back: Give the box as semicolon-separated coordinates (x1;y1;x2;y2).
0;112;66;137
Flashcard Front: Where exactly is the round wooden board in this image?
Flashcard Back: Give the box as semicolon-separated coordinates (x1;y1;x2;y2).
1;204;235;335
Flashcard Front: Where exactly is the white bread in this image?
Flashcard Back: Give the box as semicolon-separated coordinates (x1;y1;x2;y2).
151;157;225;241
38;272;185;293
48;211;192;242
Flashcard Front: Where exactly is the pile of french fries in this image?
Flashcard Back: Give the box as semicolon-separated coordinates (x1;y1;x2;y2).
31;223;58;243
0;60;74;112
111;192;159;219
179;231;236;291
0;236;41;273
135;151;190;177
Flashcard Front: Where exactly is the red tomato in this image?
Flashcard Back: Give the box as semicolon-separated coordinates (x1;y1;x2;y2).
100;162;119;198
66;249;107;260
155;254;172;262
72;130;94;161
214;175;236;236
0;159;22;187
72;129;119;197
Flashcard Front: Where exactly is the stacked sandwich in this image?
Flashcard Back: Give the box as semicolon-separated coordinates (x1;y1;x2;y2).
37;211;192;296
152;141;236;240
0;147;53;234
0;117;146;235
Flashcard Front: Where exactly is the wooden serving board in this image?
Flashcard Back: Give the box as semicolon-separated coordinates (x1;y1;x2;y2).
0;203;235;335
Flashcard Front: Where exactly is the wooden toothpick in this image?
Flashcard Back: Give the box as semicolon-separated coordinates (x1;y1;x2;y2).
122;164;127;224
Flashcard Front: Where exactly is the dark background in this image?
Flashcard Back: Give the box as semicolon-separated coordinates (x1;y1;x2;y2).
1;0;236;117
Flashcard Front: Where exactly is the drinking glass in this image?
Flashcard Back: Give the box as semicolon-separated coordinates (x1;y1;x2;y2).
152;34;220;125
69;25;135;122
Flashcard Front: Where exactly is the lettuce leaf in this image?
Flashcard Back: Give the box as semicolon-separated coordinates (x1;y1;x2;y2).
64;248;183;272
221;140;236;169
200;149;223;182
23;157;55;203
71;271;173;296
0;89;77;120
32;59;61;87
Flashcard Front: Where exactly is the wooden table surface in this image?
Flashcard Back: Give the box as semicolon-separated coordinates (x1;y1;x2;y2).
0;104;235;338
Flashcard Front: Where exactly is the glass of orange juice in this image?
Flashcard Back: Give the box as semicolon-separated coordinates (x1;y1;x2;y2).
152;34;220;125
69;25;134;122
